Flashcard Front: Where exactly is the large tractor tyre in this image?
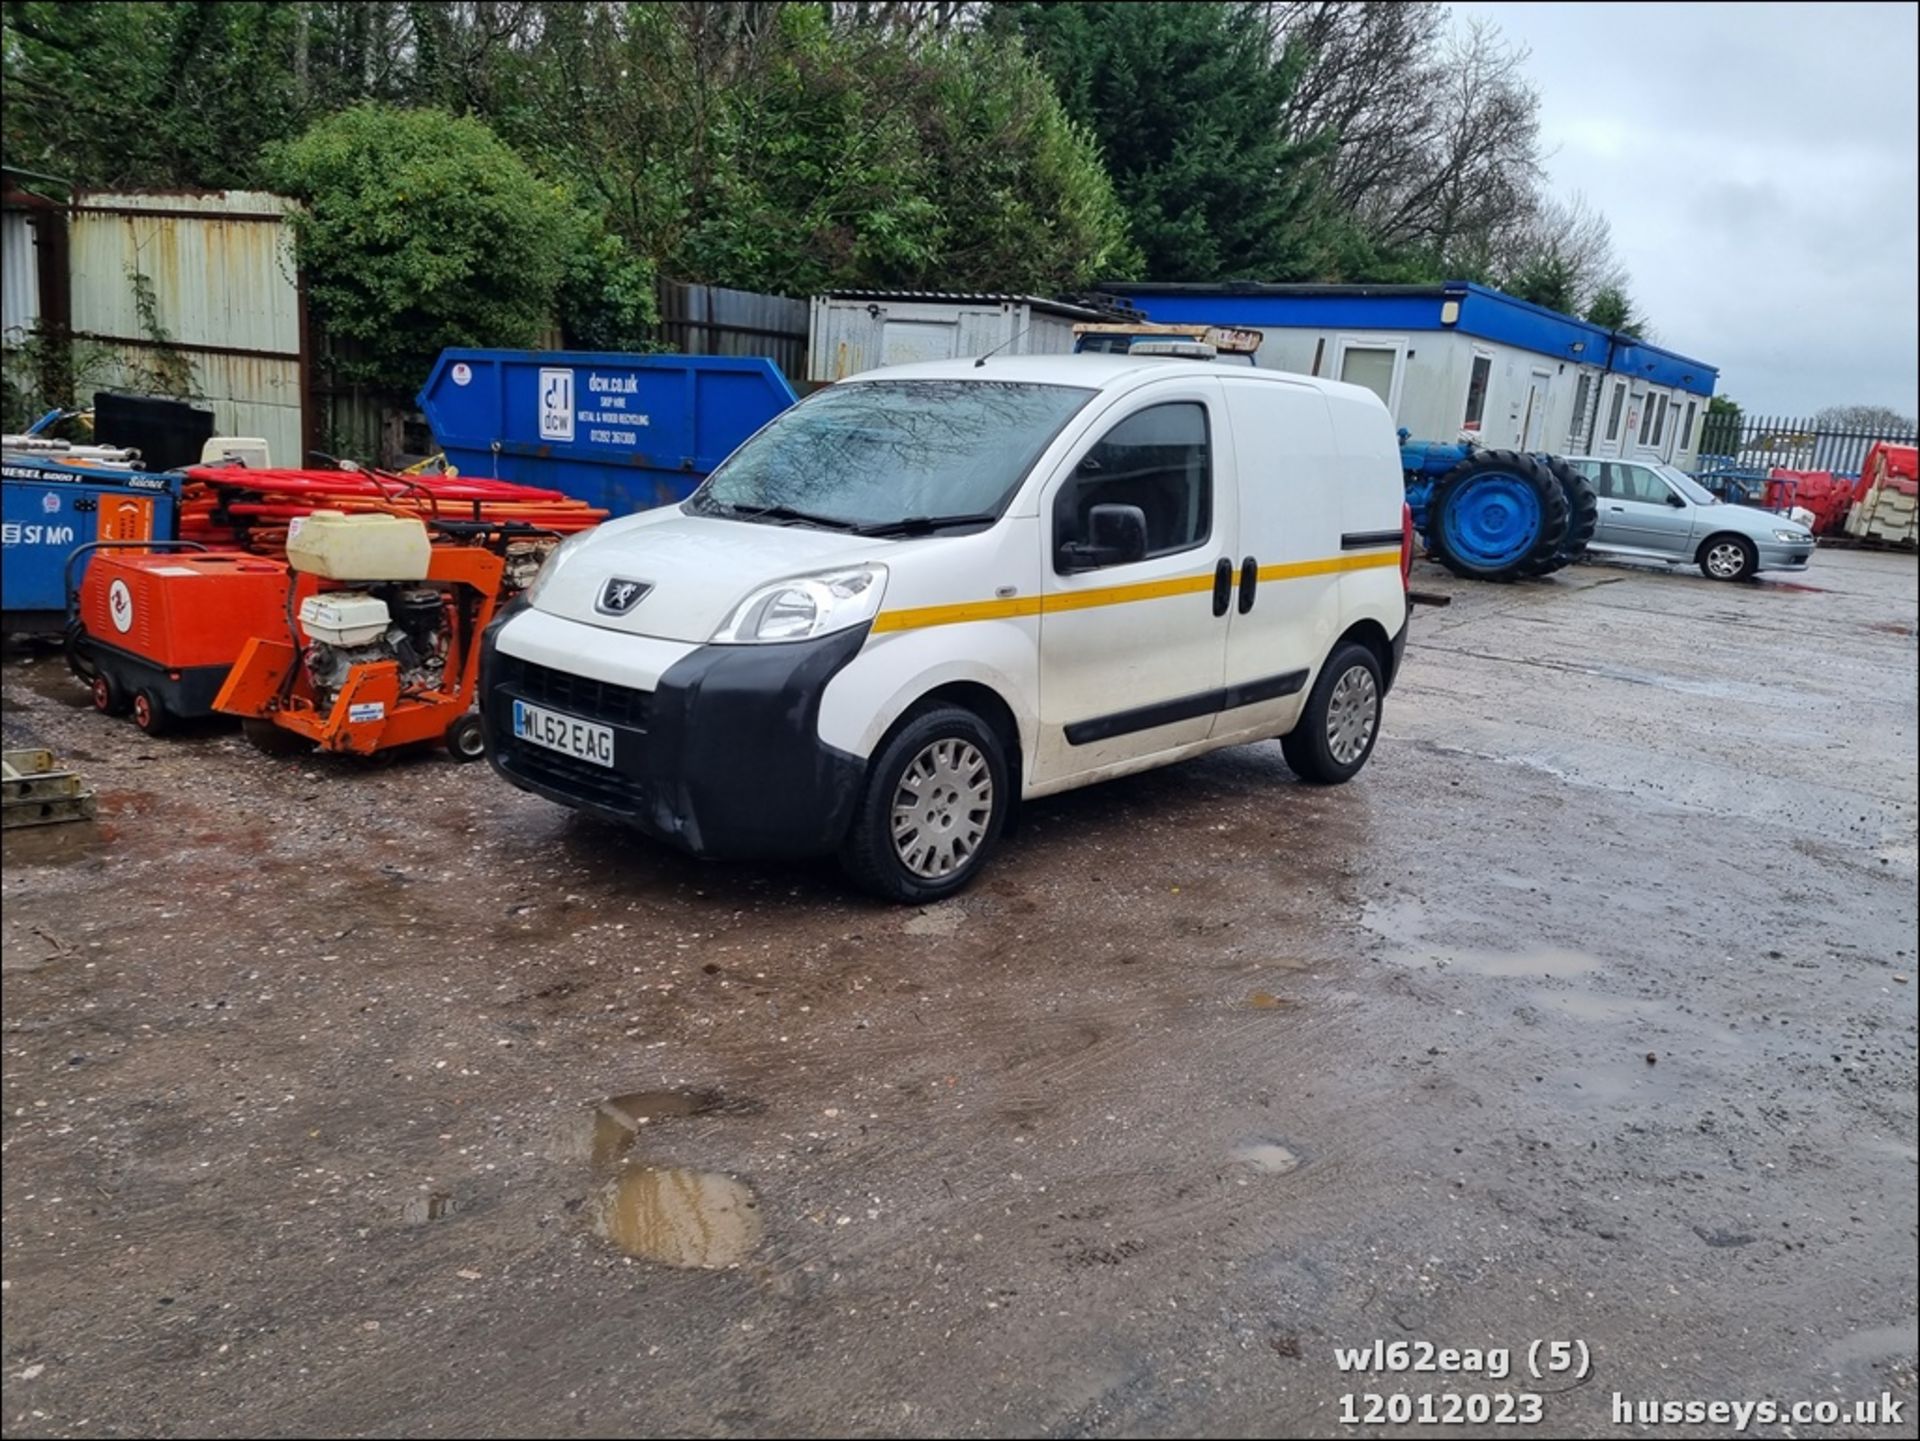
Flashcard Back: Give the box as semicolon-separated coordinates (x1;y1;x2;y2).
1519;460;1601;577
1427;450;1570;581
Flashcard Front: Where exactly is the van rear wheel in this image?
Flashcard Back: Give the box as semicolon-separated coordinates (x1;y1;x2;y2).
1281;642;1383;785
840;704;1008;904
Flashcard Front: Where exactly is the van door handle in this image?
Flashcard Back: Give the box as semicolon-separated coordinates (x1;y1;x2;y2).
1238;556;1258;613
1212;558;1232;616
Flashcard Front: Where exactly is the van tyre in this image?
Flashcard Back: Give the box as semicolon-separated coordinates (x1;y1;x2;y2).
1698;534;1757;582
1282;643;1383;785
841;703;1009;904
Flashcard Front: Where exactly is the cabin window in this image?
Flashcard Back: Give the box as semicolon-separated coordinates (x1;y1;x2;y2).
1462;354;1493;431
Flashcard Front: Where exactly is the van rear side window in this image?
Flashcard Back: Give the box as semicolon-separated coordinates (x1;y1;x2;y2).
1053;402;1211;566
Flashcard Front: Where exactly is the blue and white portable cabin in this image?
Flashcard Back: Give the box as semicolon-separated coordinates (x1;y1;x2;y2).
1094;282;1719;469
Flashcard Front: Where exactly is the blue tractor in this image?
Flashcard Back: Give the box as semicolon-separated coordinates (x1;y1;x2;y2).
1400;437;1599;581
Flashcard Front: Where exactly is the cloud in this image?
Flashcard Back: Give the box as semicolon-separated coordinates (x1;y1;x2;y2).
1455;1;1919;417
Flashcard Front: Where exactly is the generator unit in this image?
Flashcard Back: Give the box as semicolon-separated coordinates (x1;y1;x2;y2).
69;550;294;734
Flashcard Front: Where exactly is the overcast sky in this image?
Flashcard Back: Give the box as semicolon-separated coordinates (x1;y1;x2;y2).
1454;1;1919;418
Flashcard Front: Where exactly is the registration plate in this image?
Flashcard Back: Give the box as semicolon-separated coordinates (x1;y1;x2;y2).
512;699;614;768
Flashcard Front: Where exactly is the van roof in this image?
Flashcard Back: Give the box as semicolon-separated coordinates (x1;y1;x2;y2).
837;352;1371;401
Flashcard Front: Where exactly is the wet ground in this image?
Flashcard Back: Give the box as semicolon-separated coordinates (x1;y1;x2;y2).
3;548;1916;1438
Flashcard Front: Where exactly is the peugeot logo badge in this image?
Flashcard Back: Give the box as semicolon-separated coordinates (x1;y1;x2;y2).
596;577;652;616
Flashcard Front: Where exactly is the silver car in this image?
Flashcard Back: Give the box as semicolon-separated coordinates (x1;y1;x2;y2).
1565;457;1816;582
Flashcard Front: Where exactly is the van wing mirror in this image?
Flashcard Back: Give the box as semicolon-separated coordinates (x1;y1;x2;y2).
1667;491;1686;508
1059;503;1149;572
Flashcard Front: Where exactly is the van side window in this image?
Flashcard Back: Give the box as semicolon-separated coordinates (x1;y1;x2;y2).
1053;402;1210;569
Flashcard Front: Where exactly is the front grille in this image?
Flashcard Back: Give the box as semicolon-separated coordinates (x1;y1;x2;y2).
501;736;648;815
495;653;651;730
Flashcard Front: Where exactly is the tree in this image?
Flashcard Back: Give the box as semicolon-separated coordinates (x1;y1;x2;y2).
993;1;1331;281
1812;404;1918;435
1259;8;1545;282
2;1;304;187
489;3;1131;295
1585;285;1645;337
268;104;647;393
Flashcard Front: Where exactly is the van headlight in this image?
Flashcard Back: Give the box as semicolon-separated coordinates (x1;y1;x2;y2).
712;565;887;644
525;529;595;607
1772;529;1810;543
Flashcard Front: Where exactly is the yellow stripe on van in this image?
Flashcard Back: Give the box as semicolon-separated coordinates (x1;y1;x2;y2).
870;548;1400;634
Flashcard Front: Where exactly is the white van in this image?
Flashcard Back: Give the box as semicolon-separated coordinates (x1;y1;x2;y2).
481;354;1412;902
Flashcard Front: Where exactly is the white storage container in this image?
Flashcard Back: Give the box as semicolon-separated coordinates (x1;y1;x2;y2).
807;291;1106;383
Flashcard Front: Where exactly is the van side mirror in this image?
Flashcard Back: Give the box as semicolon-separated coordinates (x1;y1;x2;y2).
1667;492;1686;508
1058;503;1149;571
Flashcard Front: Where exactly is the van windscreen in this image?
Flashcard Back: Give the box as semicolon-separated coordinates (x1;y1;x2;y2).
687;380;1094;532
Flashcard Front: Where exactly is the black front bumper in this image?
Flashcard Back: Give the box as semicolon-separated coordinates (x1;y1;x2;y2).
481;604;868;859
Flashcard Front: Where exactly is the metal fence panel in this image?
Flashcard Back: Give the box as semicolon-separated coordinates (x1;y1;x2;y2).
657;282;807;383
67;191;305;465
1;209;39;343
1695;413;1919;477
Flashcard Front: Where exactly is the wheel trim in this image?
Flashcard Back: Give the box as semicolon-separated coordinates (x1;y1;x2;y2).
1325;665;1379;765
890;738;993;879
1706;543;1745;577
92;676;111;711
133;694;152;728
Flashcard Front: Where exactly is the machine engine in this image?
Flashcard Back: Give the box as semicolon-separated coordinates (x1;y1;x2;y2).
297;585;447;710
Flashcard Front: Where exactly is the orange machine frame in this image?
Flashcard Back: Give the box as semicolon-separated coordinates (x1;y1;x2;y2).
214;544;503;756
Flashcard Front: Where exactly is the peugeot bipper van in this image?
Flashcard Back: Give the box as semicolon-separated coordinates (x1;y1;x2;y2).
481;354;1413;903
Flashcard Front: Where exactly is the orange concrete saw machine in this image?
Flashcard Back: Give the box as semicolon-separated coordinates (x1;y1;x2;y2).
215;511;506;761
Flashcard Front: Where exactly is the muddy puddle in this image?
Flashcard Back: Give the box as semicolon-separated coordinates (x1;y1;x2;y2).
546;1089;765;1267
1231;1142;1302;1176
1380;945;1602;978
588;1166;763;1268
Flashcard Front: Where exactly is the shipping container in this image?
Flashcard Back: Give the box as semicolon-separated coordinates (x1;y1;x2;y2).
416;349;798;516
807;291;1107;383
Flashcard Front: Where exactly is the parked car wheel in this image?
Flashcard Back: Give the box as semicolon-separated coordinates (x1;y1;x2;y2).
130;687;171;736
840;703;1008;904
1281;642;1384;785
1698;534;1757;582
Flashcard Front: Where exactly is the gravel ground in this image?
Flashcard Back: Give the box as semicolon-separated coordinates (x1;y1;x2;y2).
3;547;1916;1438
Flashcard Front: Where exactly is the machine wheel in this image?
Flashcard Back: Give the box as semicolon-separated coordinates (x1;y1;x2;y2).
91;671;129;716
445;713;487;762
242;718;311;757
130;687;172;736
840;704;1008;904
1520;460;1600;577
1698;534;1757;582
1282;642;1384;785
1427;450;1570;581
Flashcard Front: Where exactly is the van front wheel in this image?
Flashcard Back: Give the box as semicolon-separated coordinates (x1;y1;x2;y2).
1281;643;1384;785
840;704;1008;904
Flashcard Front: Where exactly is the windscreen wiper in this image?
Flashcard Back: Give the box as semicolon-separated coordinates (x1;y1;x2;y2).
854;513;1001;538
702;499;859;531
